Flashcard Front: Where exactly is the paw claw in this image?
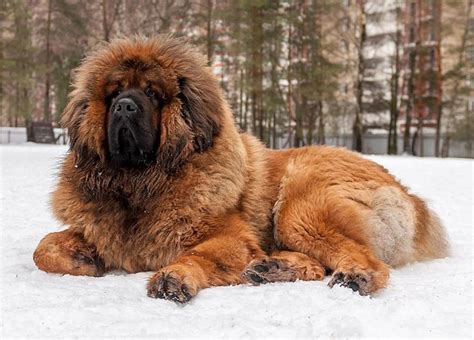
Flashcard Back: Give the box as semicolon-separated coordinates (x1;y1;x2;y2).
147;272;195;304
328;270;372;296
242;258;279;285
241;268;266;285
347;281;359;292
328;272;343;288
253;264;269;273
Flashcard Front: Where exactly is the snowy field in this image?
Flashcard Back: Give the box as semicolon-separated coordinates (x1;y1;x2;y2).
0;144;472;338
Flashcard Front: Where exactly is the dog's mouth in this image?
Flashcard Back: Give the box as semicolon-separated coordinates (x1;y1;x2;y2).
108;125;155;167
118;127;135;153
108;118;157;168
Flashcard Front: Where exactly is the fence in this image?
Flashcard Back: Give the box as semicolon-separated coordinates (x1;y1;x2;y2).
321;134;473;158
1;126;472;158
0;127;69;145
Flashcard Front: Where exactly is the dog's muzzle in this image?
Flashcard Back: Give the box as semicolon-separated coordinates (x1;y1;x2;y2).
107;96;146;166
107;91;157;167
110;98;139;153
113;98;138;153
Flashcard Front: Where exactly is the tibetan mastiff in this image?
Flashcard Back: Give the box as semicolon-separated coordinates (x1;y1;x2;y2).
33;36;449;303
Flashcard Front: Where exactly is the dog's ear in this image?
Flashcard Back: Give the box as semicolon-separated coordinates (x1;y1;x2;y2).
157;77;221;175
61;94;88;153
177;77;221;153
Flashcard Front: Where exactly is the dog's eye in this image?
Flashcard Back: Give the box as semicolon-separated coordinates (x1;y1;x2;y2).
145;87;155;98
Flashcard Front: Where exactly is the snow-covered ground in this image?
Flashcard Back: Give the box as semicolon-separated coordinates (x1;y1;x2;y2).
1;144;472;338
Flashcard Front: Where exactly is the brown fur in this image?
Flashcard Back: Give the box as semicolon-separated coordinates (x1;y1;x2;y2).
33;36;449;302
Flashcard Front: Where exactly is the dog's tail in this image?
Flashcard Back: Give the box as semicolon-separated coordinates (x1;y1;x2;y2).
411;194;450;261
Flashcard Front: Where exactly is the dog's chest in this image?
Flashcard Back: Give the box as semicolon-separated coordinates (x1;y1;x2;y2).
81;203;186;272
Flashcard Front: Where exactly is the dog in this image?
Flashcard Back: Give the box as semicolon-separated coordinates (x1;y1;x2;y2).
33;36;449;303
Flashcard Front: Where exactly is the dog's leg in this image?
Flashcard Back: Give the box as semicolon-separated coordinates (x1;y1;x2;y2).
33;229;104;277
146;215;264;303
242;250;325;284
274;198;390;296
277;222;389;295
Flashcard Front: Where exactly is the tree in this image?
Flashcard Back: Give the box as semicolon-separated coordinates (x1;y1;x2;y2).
287;0;340;147
2;1;36;126
101;0;121;42
387;6;402;155
441;0;473;157
352;0;367;152
43;0;52;123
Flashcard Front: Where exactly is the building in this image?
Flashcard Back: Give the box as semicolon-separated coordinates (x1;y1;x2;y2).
363;0;403;129
440;0;473;156
399;0;443;148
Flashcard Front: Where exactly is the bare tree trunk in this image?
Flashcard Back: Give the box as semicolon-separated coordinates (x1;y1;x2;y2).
352;0;366;152
294;97;305;147
441;133;450;157
272;109;277;148
433;0;443;156
388;12;401;155
14;83;19;127
316;100;325;144
403;102;412;153
258;46;264;142
0;5;3;123
287;21;293;148
244;93;248;131
388;71;399;154
411;128;418;156
102;0;121;42
435;104;442;157
413;117;424;156
102;0;109;41
251;90;256;135
306;111;315;146
403;39;419;153
249;4;263;139
403;50;414;154
43;0;52;123
206;0;214;65
239;69;244;129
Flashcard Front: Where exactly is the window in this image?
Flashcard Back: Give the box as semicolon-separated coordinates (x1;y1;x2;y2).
469;100;474;111
409;51;416;68
467;46;474;62
341;17;350;32
429;48;435;68
431;0;437;18
468;18;474;36
409;26;415;42
430;26;436;41
410;2;416;19
339;83;349;95
466;74;474;89
428;79;435;94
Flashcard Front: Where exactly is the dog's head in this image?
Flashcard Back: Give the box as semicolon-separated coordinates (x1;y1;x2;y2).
62;36;223;173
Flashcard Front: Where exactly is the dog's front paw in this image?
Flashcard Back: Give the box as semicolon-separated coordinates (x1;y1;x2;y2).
327;266;388;296
242;257;284;285
147;266;199;304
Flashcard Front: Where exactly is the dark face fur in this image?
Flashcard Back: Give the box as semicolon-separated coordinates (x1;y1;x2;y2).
107;88;159;167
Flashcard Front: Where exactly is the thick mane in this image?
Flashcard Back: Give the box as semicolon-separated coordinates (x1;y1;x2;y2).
71;35;214;101
61;35;228;180
64;151;169;210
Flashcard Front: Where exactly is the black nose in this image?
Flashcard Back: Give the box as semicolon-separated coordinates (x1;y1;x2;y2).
114;98;138;117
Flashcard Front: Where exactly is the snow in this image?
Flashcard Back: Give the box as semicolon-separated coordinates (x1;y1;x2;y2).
1;144;472;338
